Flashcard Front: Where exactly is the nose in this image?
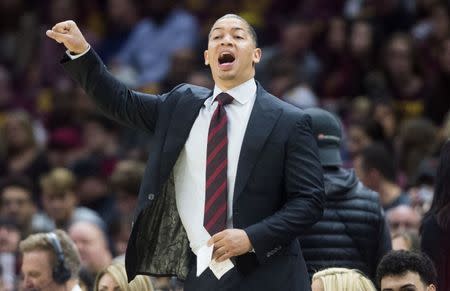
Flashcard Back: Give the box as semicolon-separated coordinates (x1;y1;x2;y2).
220;34;233;46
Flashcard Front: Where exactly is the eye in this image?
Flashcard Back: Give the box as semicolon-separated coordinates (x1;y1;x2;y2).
235;35;244;39
213;35;221;40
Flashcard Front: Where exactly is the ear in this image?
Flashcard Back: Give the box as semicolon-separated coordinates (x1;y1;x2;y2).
252;48;262;64
427;284;436;291
204;50;209;66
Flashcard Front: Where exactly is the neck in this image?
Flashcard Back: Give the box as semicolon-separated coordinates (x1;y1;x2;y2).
214;75;254;91
58;279;77;291
378;180;401;206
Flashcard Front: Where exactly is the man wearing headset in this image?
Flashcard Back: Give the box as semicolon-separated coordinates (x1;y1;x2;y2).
19;230;82;291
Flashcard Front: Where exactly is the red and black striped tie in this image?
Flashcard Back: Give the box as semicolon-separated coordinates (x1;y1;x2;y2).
204;92;234;235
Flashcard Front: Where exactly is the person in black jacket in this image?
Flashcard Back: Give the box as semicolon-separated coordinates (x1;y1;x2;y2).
420;140;450;291
299;108;392;280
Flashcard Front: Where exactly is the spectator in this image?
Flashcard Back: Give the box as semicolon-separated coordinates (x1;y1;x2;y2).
299;108;391;280
397;118;438;183
68;220;113;290
354;143;410;210
346;119;385;159
47;127;83;168
386;205;421;235
0;110;50;200
111;0;199;88
0;65;27;123
0;218;21;291
109;160;144;256
97;0;140;64
417;3;450;77
311;268;376;291
372;99;398;142
425;37;450;126
94;262;154;291
110;159;145;216
19;229;82;291
376;33;426;120
317;17;349;100
0;177;41;238
71;158;118;227
76;114;120;170
376;250;437;291
40;168;105;231
420;140;450;291
0;0;38;77
347;19;376;98
109;215;132;258
406;157;437;215
257;19;321;89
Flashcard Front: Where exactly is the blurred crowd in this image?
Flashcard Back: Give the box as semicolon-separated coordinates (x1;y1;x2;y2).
1;0;450;290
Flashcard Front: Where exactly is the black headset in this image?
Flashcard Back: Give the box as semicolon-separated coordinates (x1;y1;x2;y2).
46;232;72;284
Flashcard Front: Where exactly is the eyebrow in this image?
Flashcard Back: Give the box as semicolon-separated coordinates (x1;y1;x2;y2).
382;284;417;291
399;284;417;290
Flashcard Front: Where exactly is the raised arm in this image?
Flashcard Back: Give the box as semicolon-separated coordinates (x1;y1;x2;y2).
46;20;166;133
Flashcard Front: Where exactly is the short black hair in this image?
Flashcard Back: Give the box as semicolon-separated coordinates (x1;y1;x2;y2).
210;14;258;47
360;143;397;182
0;176;33;196
376;250;437;288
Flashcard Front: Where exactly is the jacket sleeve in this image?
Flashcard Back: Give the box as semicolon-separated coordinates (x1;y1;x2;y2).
245;114;325;263
61;49;179;134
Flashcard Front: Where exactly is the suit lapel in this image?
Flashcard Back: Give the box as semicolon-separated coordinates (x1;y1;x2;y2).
233;84;282;203
159;87;211;186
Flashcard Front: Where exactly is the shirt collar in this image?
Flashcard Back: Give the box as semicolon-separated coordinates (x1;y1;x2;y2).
209;78;256;106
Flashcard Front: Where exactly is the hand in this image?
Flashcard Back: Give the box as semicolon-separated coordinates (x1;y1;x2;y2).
208;229;253;262
46;20;90;54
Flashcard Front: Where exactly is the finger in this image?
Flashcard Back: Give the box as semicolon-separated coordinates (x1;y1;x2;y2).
207;237;214;247
210;231;226;245
215;250;232;262
52;21;72;34
46;30;70;43
212;246;228;260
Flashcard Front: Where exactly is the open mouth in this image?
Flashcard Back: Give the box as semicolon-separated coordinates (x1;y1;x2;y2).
218;52;235;65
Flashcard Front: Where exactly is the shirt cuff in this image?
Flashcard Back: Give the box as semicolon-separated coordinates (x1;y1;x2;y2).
66;45;90;60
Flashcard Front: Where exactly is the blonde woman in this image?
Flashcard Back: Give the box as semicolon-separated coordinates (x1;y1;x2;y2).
311;268;376;291
95;263;154;291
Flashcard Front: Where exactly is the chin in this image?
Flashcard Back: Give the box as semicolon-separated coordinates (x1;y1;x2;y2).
217;71;237;80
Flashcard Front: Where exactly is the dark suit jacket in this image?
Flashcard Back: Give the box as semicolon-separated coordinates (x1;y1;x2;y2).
62;49;325;291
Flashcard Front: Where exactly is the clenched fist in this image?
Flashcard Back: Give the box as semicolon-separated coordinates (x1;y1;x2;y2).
46;20;90;54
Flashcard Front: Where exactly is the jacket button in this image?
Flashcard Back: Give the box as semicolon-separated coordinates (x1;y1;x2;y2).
148;193;155;200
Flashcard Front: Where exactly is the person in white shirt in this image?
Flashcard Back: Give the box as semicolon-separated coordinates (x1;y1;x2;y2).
45;14;325;291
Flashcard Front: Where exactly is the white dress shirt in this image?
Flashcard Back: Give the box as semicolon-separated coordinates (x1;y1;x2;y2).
174;78;257;255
